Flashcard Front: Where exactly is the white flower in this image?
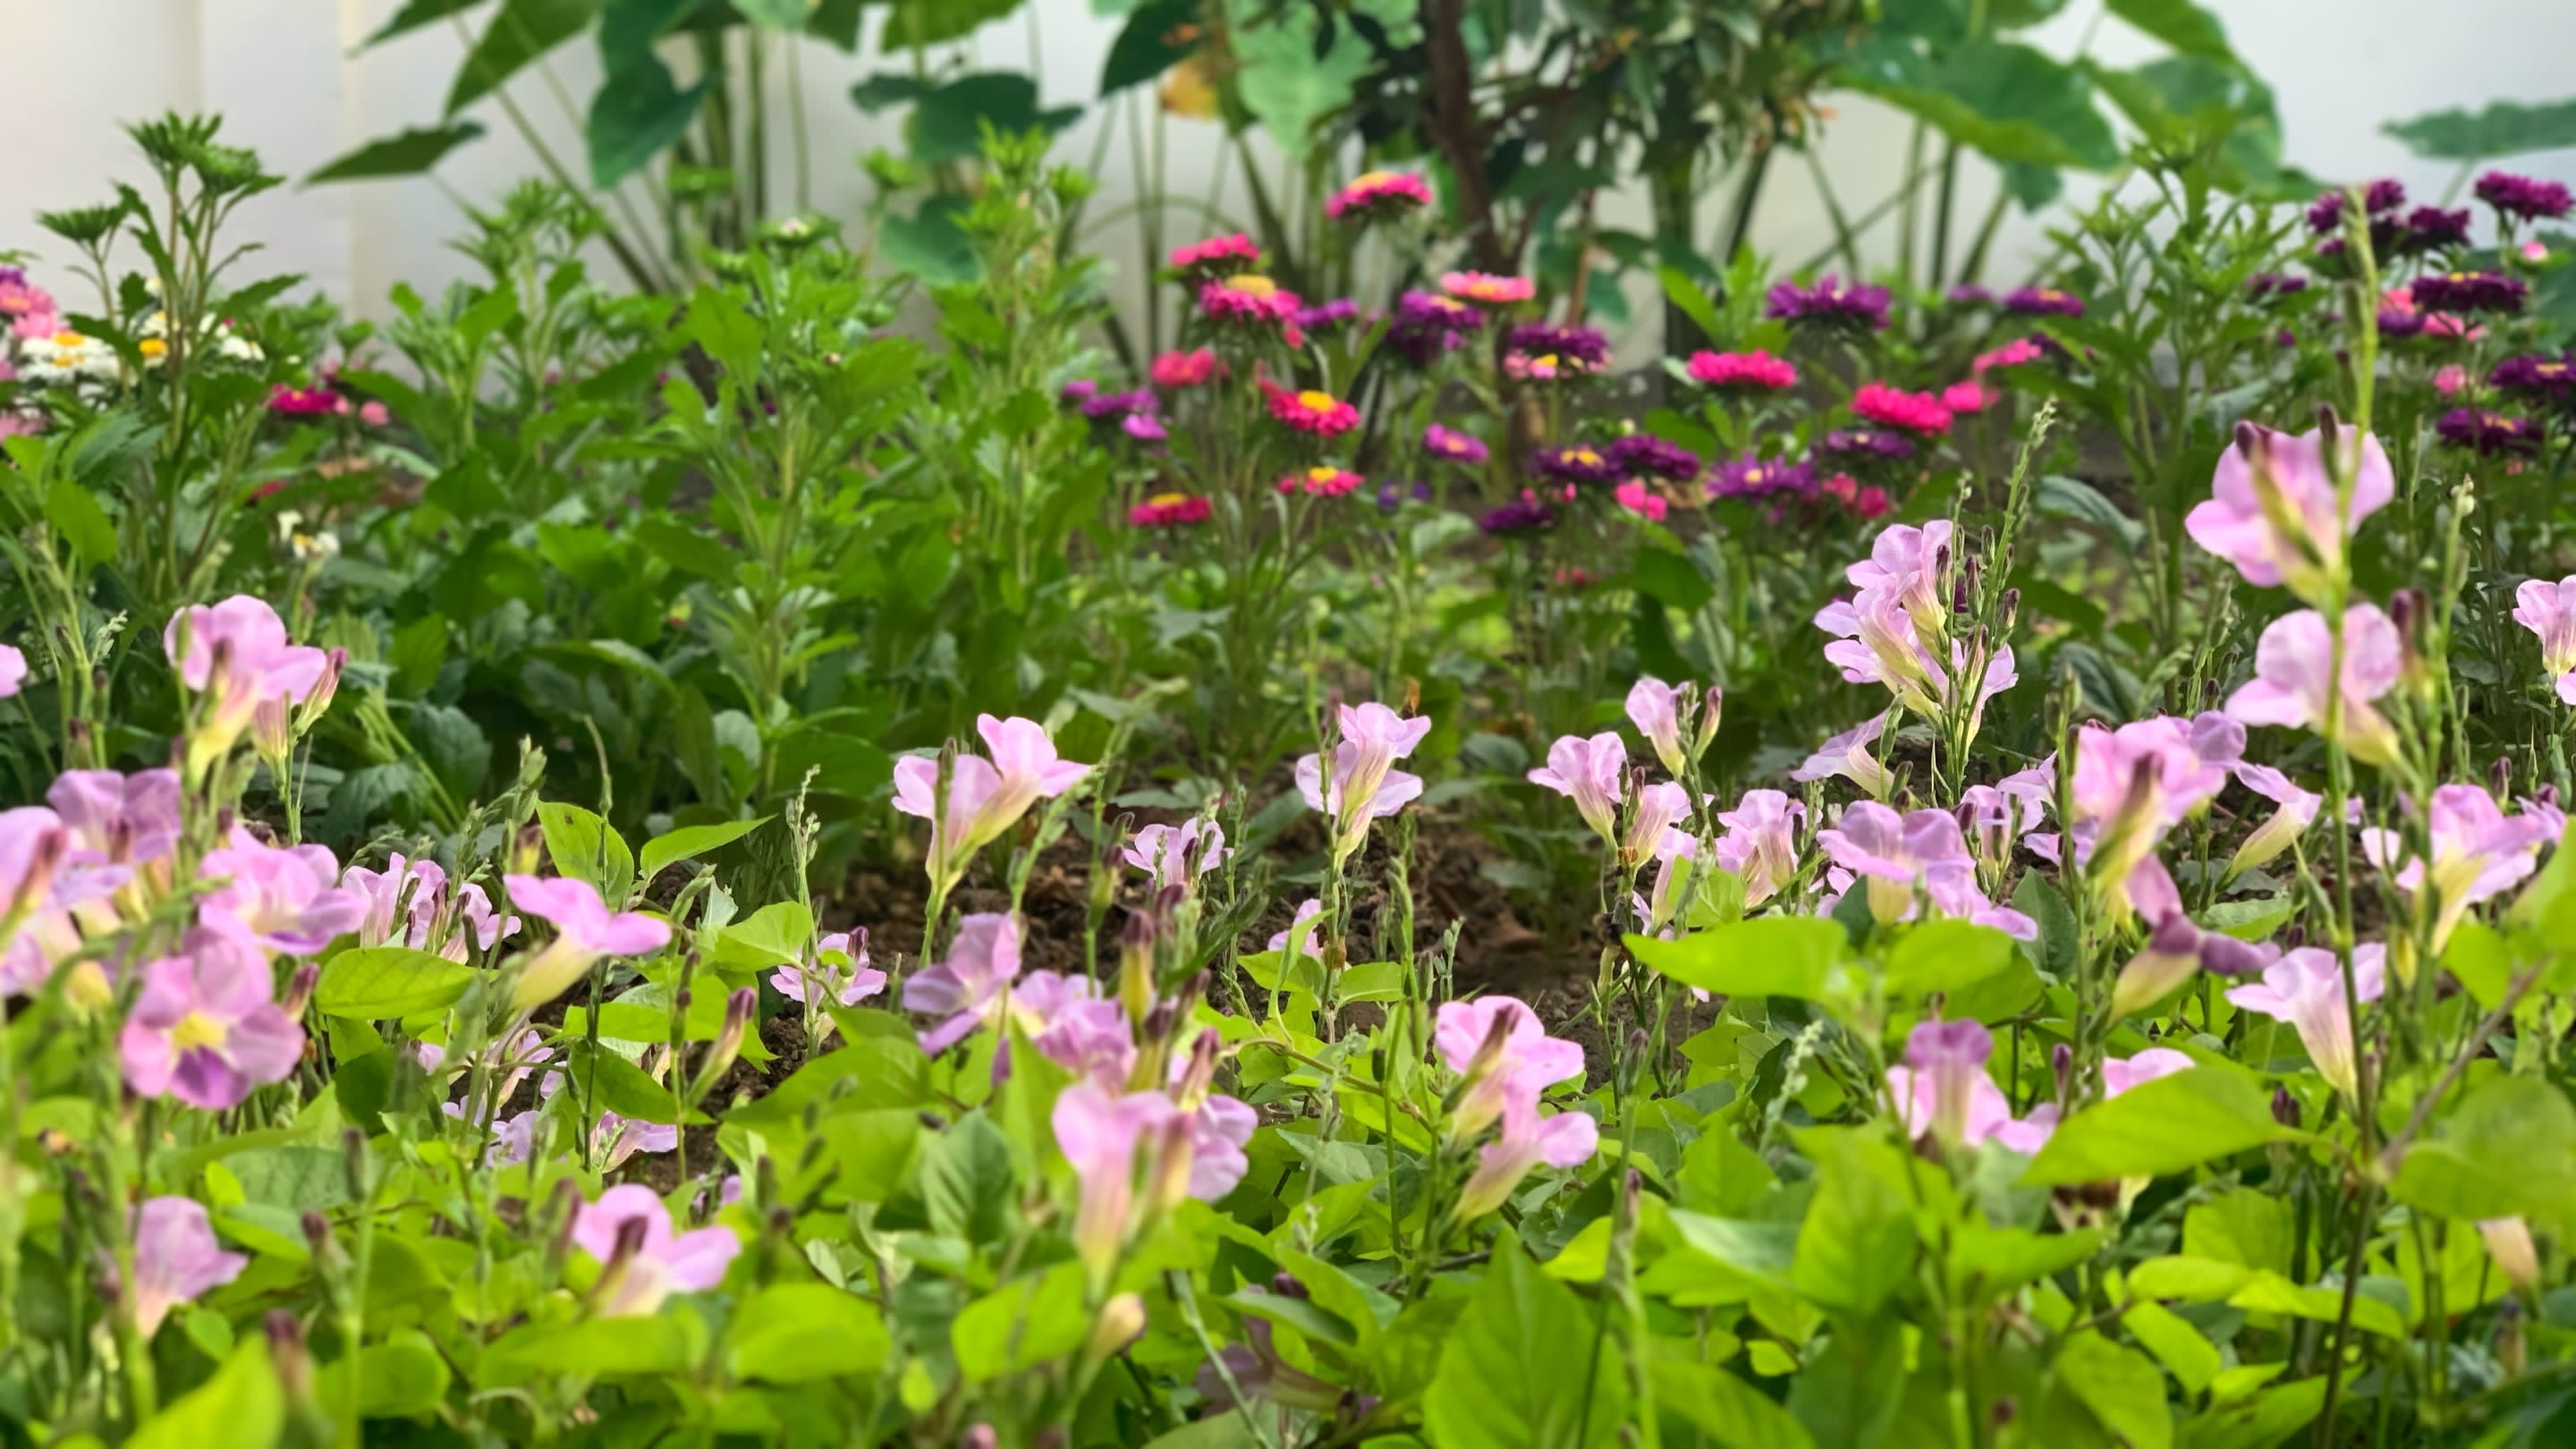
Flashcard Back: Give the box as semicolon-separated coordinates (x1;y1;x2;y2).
19;330;119;386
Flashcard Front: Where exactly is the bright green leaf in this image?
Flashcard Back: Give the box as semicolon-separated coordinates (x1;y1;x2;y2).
1627;918;1848;1000
315;947;479;1019
2024;1068;2290;1185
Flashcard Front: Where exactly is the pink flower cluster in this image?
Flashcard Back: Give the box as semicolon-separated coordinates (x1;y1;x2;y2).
1852;382;1953;436
1685;349;1796;390
1812;522;2017;733
1325;170;1432;221
1435;997;1595;1217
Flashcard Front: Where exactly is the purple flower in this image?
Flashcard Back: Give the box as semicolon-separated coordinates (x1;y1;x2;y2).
48;768;181;870
1385;290;1485;365
1122;412;1166;444
2226;945;2384;1098
163;597;330;770
1817;428;1915;462
2408;271;2528;315
1424;423;1488;465
1054;1084;1191;1281
1375;479;1432;514
1706;453;1815;500
1034;999;1136;1090
1291;298;1360;333
2004;286;2084;317
120;925;304;1110
2376;304;2427;339
1435;994;1588;1148
2110;911;2278;1017
503;875;672;1008
1606;433;1700;483
2476;171;2574;222
572;1184;741;1317
770;928;886;1007
344;853;512;962
1713;790;1803;909
1946;284;1994;306
1477;494;1556;536
2396;206;2471;255
2247;272;2308;300
1526;732;1626;843
1819;802;2032;937
2491;353;2576;402
2361;785;2552;950
0;644;22;699
122;1198;248;1337
1079;386;1157;422
1765;274;1891;332
1453;1092;1597;1218
1504;322;1610;369
1885;1019;2050;1153
200;837;367;955
1791;715;1894;798
1295;702;1433;866
2225;606;2405;766
1529;443;1619;487
903;911;1024;1055
2184;421;2394;603
1123;819;1229;892
2307;180;2405;233
2435;407;2540;456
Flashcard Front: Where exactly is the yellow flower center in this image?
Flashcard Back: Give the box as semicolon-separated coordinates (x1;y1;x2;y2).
52;331;83;347
170;1011;227;1053
1744;468;1764;484
139;338;168;359
1309;467;1337;482
1228;275;1277;297
1297;389;1337;411
2040;289;2063;301
1353;170;1395;187
1572;449;1601;466
1148;491;1189;508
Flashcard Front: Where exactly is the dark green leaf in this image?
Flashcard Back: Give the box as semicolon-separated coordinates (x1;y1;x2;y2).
317;1332;452;1418
44;479;117;568
2052;1332;2174;1449
877;198;979;285
1841;38;2121;171
447;0;605;117
365;0;492;48
639;816;772;884
909;72;1080;165
305;122;488;183
559;1040;692;1124
1100;0;1198;97
2384;97;2576;163
587;56;707;188
922;1113;1017;1246
1422;1239;1628;1448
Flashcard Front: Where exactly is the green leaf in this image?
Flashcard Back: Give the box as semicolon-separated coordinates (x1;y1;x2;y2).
728;1283;892;1381
305;121;488;183
1945;1224;2101;1305
1627;919;1848;1000
921;1113;1017;1246
317;1331;452;1418
2180;1377;2326;1449
1791;1127;1916;1315
129;1337;280;1449
952;1263;1088;1380
877;198;979;285
2440;920;2516;1009
2036;474;2142;545
365;0;492;48
2023;1069;2290;1185
639;816;772;885
44;478;117;568
2052;1332;2173;1449
2389;1075;2576;1228
882;0;1021;47
479;1313;706;1385
447;0;604;117
558;1039;691;1124
230;1147;353;1211
537;801;635;903
908;72;1080;165
316;947;479;1019
1629;548;1715;614
2183;1190;2292;1275
713;901;815;970
1884;919;2015;997
1232;13;1371;157
735;0;812;26
2102;0;2234;63
2123;1300;2219;1394
588;56;708;188
1423;1239;1628;1448
1100;0;1198;97
1648;1344;1817;1449
1840;37;2121;172
2384;97;2576;163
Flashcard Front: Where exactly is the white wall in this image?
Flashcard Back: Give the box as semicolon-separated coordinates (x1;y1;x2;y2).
13;1;2576;356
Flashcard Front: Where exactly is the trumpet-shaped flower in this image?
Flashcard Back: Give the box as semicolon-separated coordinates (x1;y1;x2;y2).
1267;898;1323;961
572;1185;741;1317
2228;765;2325;876
2110;912;2280;1017
1714;790;1802;909
199;837;367;955
1527;733;1626;843
1296;703;1432;865
120;925;304;1110
770;928;886;1007
1625;677;1716;778
2360;785;2552;951
1885;1019;2051;1153
1791;715;1894;798
894;716;1090;886
163;597;330;761
1054;1085;1191;1280
1453;1095;1597;1219
2224;606;2404;766
1435;996;1587;1140
344;853;510;961
1820;803;2034;938
2185;424;2394;602
122;1198;248;1337
1035;999;1138;1091
47;768;181;871
903;912;1026;1054
2513;576;2576;705
1123;819;1230;893
503;875;671;1009
0;644;22;698
2226;945;2384;1099
1622;783;1692;869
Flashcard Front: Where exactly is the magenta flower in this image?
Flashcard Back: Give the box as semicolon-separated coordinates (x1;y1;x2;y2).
1791;715;1894;798
2184;424;2394;603
123;1197;248;1336
2476;171;2574;221
1453;1093;1597;1219
1423;423;1489;465
1765;274;1891;332
1199;275;1301;326
2361;786;2551;950
1852;382;1953;436
572;1184;741;1317
1123;819;1229;892
1326;169;1432;221
163;597;330;771
1527;733;1627;843
2226;945;2384;1098
1435;996;1587;1140
1885;1019;2050;1153
1440;271;1536;307
1714;790;1803;909
2224;606;2403;766
770;928;886;1007
1170;233;1260;277
0;643;23;698
197;837;366;955
1295;702;1432;865
1054;1084;1191;1281
1685;349;1797;390
503;875;671;1008
1150;347;1220;389
2513;575;2576;705
902;911;1025;1054
120;925;304;1110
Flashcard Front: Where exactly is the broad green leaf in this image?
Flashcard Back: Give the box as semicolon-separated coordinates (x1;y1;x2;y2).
735;0;813;25
1791;1127;1916;1315
714;901;816;970
882;0;1021;47
1884;919;2015;997
2226;1272;2408;1340
1423;1239;1628;1448
538;801;635;902
1840;37;2121;172
306;122;487;183
1099;0;1198;97
558;1039;693;1124
129;1337;280;1449
2180;1377;2326;1449
953;1264;1087;1380
2024;1069;2289;1185
2102;0;2234;63
230;1147;352;1211
2128;1255;2251;1301
2052;1332;2173;1449
877;198;979;285
2439;919;2515;1009
2183;1190;2292;1275
44;478;117;568
317;1331;451;1418
1946;1224;2100;1305
728;1283;892;1381
447;0;605;116
921;1113;1017;1246
2123;1300;2219;1394
2385;97;2576;163
907;72;1080;165
366;0;491;48
587;56;707;188
1627;918;1848;1000
315;946;479;1019
479;1312;707;1385
1231;13;1371;157
2390;1075;2576;1228
1649;1343;1817;1449
730;1029;929;1128
639;816;772;885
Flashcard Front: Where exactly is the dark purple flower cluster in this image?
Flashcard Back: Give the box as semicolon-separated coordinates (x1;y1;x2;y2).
2394;206;2471;255
2247;272;2309;300
1479;494;1557;536
2375;306;2427;339
1292;298;1360;333
1706;454;1817;500
2410;271;2529;315
1080;386;1159;422
1504;323;1612;370
1765;275;1891;332
2004;286;2085;318
2476;171;2574;222
2307;179;2407;233
2435;407;2540;456
2492;353;2576;402
1385;290;1485;366
1606;434;1700;483
1817;428;1916;462
1528;443;1621;487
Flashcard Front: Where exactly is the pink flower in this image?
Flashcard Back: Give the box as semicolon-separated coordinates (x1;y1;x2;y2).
163;596;330;768
503;875;671;1008
48;768;182;872
2185;423;2394;602
267;386;343;416
1941;380;1997;413
1885;1020;2051;1153
1149;348;1219;389
1527;732;1627;843
2224;606;2404;766
2433;364;2468;398
1267;898;1323;961
1623;676;1705;778
2042;716;2230;919
1820;803;2033;937
893;716;1091;887
572;1184;740;1317
1326;170;1432;220
1850;485;1893;519
1847;521;1953;631
1170;233;1260;275
1453;1093;1597;1218
122;1198;248;1337
358;401;392;427
1714;790;1803;909
2513;575;2576;705
2522;240;2550;263
2110;911;2278;1017
1791;715;1894;798
1295;702;1432;865
1035;999;1137;1090
1852;382;1953;436
1130;491;1211;528
2361;785;2551;950
1277;464;1365;497
1623;782;1692;869
120;925;305;1110
1435;996;1587;1140
1263;381;1359;436
1054;1085;1192;1280
1613;480;1668;521
770;929;886;1007
1199;275;1301;326
200;837;367;955
0;643;23;698
1439;271;1535;306
1123;819;1229;892
1961;775;2050;881
2226;945;2384;1098
1972;337;2046;373
902;911;1026;1054
1424;423;1489;463
344;853;512;962
1684;350;1797;389
2228;764;2324;875
2101;1047;2197;1097
1814;586;2018;729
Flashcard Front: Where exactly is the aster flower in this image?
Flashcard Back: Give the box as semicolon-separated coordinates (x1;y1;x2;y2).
2361;785;2553;952
504;875;673;1008
1296;702;1432;866
1613;480;1669;522
2375;302;2428;340
1169;233;1260;279
1946;284;1994;306
2409;271;2528;315
1765;274;1891;332
1529;443;1618;487
2435;407;2541;456
1149;348;1220;389
2476;171;2575;222
1791;715;1894;798
120;1198;249;1338
1385;291;1484;365
2397;206;2472;256
1326;169;1432;222
1972;337;2047;373
2491;353;2576;402
1852;382;1953;436
2225;945;2384;1099
1124;818;1230;892
1290;298;1360;334
1263;381;1359;436
1527;733;1626;843
0;271;54;318
1885;1019;2051;1154
2004;285;2084;317
1686;349;1797;390
1079;386;1157;424
902;911;1026;1054
1424;424;1488;464
2248;272;2309;300
1478;493;1556;537
2307;180;2405;233
267;386;344;417
1606;433;1700;483
1199;275;1301;326
2183;421;2394;603
2224;606;2404;766
2515;575;2576;705
1122;413;1166;444
1504;323;1610;372
1130;492;1211;528
1941;380;1998;414
1374;479;1431;514
770;929;886;1008
1705;453;1815;500
1440;271;1536;307
1277;464;1364;497
1817;428;1915;463
119;924;304;1111
572;1184;741;1317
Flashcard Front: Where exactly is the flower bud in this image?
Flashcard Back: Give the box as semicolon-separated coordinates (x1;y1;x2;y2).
2270;1087;2301;1129
281;962;319;1017
2480;1216;2540;1292
1086;1292;1148;1363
